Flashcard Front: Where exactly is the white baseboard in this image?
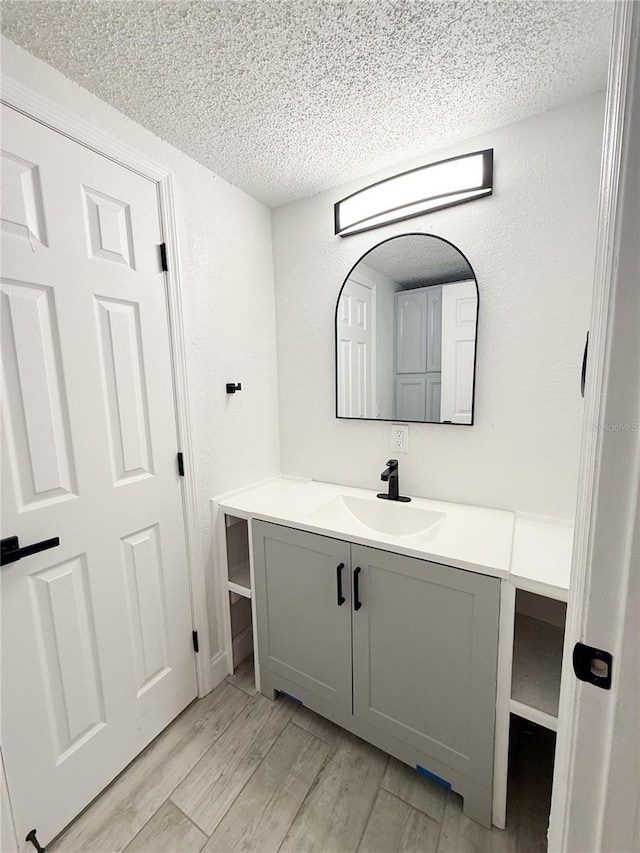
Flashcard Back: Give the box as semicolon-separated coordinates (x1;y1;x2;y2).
209;649;231;690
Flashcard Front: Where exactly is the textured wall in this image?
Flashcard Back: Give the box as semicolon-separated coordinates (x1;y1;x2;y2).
1;37;281;665
273;94;605;519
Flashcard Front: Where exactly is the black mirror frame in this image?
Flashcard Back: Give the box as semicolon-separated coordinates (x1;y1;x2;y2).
334;232;480;426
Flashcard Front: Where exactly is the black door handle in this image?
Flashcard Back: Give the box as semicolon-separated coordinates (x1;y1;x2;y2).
336;563;345;606
581;331;589;398
353;566;362;611
1;535;60;566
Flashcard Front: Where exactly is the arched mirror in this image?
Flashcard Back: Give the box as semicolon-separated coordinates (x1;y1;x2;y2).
335;233;479;424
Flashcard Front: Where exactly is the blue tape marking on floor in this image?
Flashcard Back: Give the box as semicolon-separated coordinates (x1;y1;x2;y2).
277;690;303;705
416;765;452;789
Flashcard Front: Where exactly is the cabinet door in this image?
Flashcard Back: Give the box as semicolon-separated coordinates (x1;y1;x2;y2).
395;290;428;373
253;521;352;712
351;545;499;785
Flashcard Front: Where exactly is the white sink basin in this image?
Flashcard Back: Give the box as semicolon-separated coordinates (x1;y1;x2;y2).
307;495;447;537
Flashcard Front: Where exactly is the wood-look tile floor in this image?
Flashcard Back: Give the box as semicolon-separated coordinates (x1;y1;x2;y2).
50;663;553;853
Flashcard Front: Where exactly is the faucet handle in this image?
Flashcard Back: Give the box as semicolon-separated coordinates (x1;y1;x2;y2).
386;459;398;468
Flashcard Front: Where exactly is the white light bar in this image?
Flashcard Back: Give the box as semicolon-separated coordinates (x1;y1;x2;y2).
335;149;493;237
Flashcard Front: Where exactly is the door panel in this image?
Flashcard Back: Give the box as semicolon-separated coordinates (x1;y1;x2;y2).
253;521;352;713
426;286;442;372
441;280;477;424
337;277;375;417
30;554;105;756
121;524;171;694
0;150;47;245
425;374;442;422
352;545;499;785
395;376;426;420
95;297;153;481
1;104;196;846
395;289;427;374
1;279;78;506
83;186;135;267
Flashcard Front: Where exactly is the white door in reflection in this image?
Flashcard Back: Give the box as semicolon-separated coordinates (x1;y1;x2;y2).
337;275;376;417
441;280;477;423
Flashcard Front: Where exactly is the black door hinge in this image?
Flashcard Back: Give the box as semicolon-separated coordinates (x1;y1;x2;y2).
177;452;185;477
159;242;168;272
192;630;199;653
573;642;612;689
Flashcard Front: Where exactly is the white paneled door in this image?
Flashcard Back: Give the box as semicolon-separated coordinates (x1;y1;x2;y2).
0;105;197;847
440;280;477;424
337;276;375;418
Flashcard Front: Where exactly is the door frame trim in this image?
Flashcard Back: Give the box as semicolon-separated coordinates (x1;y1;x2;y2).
548;2;636;849
1;76;213;698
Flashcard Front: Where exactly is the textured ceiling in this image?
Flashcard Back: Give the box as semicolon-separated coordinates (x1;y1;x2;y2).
1;1;612;208
360;233;472;287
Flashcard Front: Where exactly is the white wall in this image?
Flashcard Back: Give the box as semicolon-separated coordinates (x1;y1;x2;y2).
1;38;281;668
273;94;605;519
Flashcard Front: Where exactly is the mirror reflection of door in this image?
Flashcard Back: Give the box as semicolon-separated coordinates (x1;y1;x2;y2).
336;273;376;417
394;285;442;421
441;280;477;423
335;234;478;424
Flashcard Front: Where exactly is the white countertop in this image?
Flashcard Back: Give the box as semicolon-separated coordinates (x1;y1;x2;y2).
214;477;572;591
510;513;573;600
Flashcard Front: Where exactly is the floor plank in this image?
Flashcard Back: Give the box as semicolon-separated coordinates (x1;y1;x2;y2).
507;717;556;817
47;683;557;853
437;792;515;853
358;789;441;853
203;722;330;853
171;692;295;834
357;789;411;852
400;807;442;853
49;683;249;853
225;654;257;696
123;801;206;853
511;804;549;853
291;702;347;747
382;758;448;823
279;732;388;853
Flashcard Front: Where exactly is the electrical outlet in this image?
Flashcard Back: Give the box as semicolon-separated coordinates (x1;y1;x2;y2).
391;423;409;453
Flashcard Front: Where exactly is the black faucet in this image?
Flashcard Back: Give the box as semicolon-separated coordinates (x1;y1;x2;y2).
377;459;411;502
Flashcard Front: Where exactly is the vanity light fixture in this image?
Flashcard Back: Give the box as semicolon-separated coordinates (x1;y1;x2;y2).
334;149;493;237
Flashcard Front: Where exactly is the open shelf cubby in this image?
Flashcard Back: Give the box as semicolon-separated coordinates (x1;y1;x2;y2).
228;560;251;598
223;514;256;693
510;590;566;731
225;515;252;598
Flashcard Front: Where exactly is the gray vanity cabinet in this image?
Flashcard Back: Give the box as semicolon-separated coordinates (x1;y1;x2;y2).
253;521;500;826
252;521;353;714
351;544;500;786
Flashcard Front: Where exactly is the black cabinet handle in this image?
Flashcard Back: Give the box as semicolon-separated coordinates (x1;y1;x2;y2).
1;535;60;567
581;331;589;398
353;566;362;611
336;563;345;606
